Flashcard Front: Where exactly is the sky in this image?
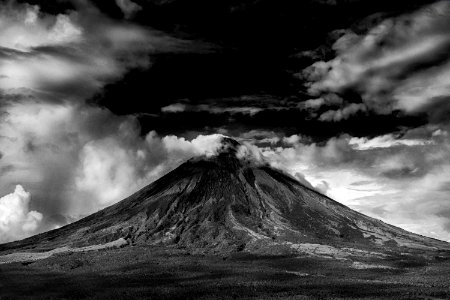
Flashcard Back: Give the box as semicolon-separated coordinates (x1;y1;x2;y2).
0;0;449;243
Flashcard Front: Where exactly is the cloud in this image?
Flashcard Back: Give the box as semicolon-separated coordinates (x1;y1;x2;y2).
75;137;153;207
0;1;194;98
161;103;187;113
0;4;82;51
0;101;135;216
348;134;432;150
319;103;367;122
283;135;301;145
375;154;422;179
394;62;450;114
314;180;330;195
294;172;315;190
238;130;282;145
302;98;326;110
161;133;265;161
161;133;225;158
161;103;264;116
301;1;450;118
116;0;142;19
0;185;43;243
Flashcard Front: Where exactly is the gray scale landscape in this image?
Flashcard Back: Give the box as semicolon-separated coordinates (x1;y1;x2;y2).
1;137;450;299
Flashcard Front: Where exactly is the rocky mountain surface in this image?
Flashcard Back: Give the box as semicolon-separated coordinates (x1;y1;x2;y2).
1;137;449;259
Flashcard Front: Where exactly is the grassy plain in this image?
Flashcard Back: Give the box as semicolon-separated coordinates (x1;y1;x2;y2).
1;245;449;299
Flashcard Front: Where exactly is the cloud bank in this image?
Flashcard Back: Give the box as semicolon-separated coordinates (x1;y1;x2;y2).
301;0;450;120
0;185;43;243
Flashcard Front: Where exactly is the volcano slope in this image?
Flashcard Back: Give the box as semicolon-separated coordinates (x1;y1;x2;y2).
1;137;450;299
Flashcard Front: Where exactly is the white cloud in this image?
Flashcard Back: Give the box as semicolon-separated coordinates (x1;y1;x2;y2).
161;103;264;115
302;98;325;109
314;180;330;195
190;134;230;157
282;135;301;145
162;133;243;158
0;52;120;92
0;1;191;97
0;4;82;51
375;154;419;176
116;0;142;19
0;101;155;217
349;165;450;241
0;185;43;243
302;1;450;115
293;172;315;190
349;134;432;150
161;103;187;113
393;61;450;113
319;103;366;122
75;138;149;206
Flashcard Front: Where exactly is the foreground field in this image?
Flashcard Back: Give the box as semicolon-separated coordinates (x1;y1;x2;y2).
0;246;449;299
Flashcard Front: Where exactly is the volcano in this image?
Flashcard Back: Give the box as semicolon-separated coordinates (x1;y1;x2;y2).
1;137;448;258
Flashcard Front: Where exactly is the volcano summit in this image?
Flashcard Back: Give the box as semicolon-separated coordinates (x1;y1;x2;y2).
1;137;448;258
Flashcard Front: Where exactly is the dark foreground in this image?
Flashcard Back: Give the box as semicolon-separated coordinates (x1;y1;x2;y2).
0;246;449;299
